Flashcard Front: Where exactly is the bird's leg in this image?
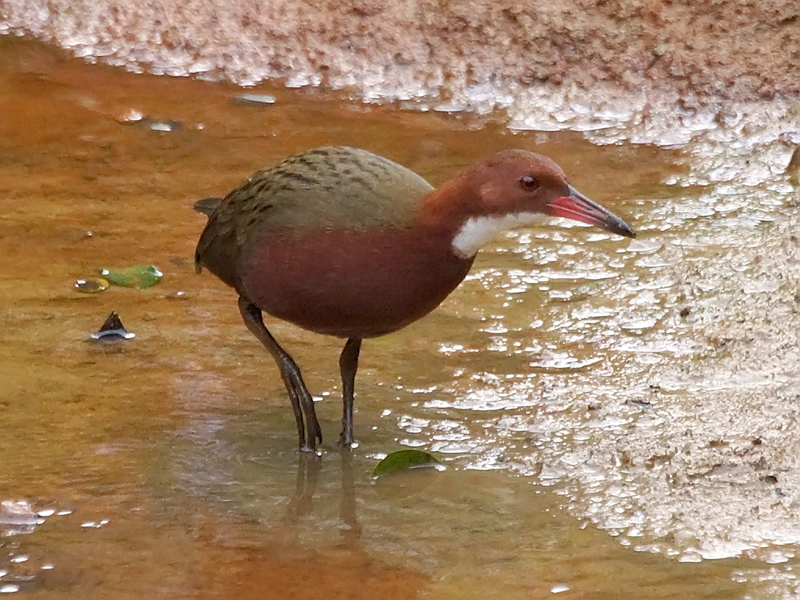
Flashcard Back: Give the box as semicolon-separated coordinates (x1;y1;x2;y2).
338;337;362;448
238;296;322;452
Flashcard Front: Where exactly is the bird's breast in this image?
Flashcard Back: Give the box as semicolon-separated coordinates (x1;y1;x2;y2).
239;226;474;338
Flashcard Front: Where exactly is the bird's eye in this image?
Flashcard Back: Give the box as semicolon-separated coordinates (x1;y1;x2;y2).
519;175;540;191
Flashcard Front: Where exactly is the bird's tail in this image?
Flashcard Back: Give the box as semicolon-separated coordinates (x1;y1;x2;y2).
193;197;222;273
193;197;223;216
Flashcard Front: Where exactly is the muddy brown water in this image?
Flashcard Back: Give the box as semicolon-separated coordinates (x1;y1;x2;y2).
1;36;800;598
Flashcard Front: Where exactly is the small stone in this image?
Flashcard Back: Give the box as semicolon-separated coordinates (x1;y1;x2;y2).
91;312;135;341
651;44;668;57
150;120;182;133
75;277;109;294
117;109;144;124
233;93;276;106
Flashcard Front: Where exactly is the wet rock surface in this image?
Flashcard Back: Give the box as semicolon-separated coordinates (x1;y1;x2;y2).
1;0;798;109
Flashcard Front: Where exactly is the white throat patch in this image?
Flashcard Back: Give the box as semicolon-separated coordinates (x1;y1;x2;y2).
451;212;545;259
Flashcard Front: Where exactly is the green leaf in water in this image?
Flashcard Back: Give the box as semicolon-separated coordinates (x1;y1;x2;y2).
100;265;163;288
372;449;444;478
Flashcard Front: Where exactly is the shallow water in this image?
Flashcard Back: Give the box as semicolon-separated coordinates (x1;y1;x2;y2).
2;36;800;599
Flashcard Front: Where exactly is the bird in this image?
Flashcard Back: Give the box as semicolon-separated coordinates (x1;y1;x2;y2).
194;146;635;452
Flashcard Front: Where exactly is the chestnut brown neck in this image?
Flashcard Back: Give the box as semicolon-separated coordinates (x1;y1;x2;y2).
415;171;477;237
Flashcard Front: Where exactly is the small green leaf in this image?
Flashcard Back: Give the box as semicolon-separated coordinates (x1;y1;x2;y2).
100;265;163;288
372;449;444;478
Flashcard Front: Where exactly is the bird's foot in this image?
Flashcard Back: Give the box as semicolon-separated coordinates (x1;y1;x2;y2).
298;424;323;454
338;429;357;449
299;442;322;455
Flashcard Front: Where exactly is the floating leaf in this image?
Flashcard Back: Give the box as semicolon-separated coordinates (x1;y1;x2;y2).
100;265;162;288
372;449;444;478
74;277;109;293
91;311;135;341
